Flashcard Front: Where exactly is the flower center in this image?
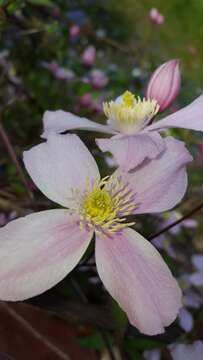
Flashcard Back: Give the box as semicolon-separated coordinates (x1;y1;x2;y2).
103;90;159;134
71;176;136;236
83;187;116;223
122;90;135;107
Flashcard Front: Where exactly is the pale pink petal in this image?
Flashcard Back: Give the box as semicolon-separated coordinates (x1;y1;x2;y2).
95;228;182;335
191;255;203;271
23;134;100;208
0;210;93;301
178;308;194;332
143;349;161;360
169;341;203;360
189;272;203;286
183;290;203;308
42;110;116;138
147;94;203;132
122;137;192;214
96;132;165;171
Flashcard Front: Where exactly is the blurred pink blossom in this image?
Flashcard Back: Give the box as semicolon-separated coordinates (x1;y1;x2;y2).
41;61;75;81
188;46;197;56
146;59;181;112
90;69;108;89
79;93;94;107
51;6;61;19
82;45;96;66
169;341;203;360
183;290;203;308
149;8;165;25
143;349;161;360
178;308;194;332
69;24;80;38
188;255;203;287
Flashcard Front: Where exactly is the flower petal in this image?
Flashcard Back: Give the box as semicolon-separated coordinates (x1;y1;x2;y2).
0;210;93;301
143;349;161;360
96;132;165;171
95;228;182;335
169;341;203;360
123;137;192;214
23;134;100;208
189;272;203;287
42;110;116;138
148;94;203;132
191;255;203;272
178;308;194;332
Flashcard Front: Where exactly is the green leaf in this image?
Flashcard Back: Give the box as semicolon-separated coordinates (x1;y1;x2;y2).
78;333;106;351
124;337;163;352
26;0;53;7
111;298;128;346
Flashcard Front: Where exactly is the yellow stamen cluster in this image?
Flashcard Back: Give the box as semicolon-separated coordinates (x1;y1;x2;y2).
73;176;136;236
103;90;159;132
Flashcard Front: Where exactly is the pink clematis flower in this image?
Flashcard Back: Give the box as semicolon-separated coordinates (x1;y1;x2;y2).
41;62;203;172
82;45;96;66
0;134;192;335
169;341;203;360
149;8;165;26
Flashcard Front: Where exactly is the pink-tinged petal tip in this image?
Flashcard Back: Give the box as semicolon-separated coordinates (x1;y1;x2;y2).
96;132;165;171
146;59;181;112
0;210;93;301
148;94;203;133
23;133;100;208
95;228;182;335
119;136;193;214
41;110;116;138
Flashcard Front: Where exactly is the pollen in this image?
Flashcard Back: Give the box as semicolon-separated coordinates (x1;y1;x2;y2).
103;90;159;134
122;90;135;107
72;176;136;236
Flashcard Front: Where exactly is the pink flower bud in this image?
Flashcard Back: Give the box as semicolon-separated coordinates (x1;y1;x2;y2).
149;8;165;25
82;45;96;66
69;25;80;38
188;46;197;56
90;69;108;89
146;59;181;112
79;93;93;107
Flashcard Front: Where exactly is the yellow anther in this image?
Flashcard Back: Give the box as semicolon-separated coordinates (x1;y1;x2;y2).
103;91;159;134
122;91;135;107
72;176;136;236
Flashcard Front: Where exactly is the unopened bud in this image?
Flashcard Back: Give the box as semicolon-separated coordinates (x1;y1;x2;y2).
146;59;181;112
82;45;96;66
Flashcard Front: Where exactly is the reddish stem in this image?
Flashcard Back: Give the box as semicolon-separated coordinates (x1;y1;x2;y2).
0;121;33;199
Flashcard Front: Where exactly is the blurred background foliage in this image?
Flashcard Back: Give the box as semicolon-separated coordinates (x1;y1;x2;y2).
0;1;203;359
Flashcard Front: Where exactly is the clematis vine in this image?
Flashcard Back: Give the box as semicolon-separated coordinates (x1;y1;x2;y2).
0;134;192;335
42;60;203;171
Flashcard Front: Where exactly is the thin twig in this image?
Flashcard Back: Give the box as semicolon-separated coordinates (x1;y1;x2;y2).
148;201;203;240
70;277;117;360
1;302;70;360
0;197;25;214
0;120;33;199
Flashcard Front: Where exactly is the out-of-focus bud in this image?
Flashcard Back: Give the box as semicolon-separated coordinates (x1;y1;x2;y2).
90;69;108;89
51;6;61;19
41;61;75;81
146;59;181;112
188;45;197;56
69;24;80;38
82;45;96;66
149;8;165;25
79;93;94;107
